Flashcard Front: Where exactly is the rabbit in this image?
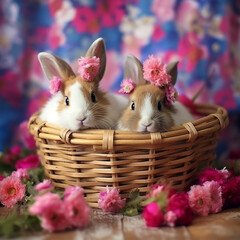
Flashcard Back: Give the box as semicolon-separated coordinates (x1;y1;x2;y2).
117;55;195;133
38;38;128;131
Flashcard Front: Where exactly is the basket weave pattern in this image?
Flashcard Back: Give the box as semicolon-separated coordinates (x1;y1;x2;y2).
29;103;228;208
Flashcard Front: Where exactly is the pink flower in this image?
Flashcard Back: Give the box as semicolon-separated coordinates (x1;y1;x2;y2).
11;169;30;181
148;184;176;198
18;121;36;149
119;78;135;94
49;76;62;94
203;181;223;213
96;0;125;27
78;56;100;81
64;186;84;200
10;145;22;155
15;154;40;170
72;7;100;34
98;187;126;212
35;179;53;192
63;186;91;228
198;167;231;186
167;192;193;226
142;202;164;227
143;55;171;87
29;192;69;232
188;184;211;216
165;83;178;105
48;23;66;50
0;175;4;181
0;176;26;208
164;211;177;227
222;176;240;208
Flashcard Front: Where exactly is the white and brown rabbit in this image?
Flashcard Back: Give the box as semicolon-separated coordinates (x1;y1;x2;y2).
38;38;128;131
118;55;194;133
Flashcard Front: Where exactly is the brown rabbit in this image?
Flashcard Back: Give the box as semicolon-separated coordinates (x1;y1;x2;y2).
118;55;194;133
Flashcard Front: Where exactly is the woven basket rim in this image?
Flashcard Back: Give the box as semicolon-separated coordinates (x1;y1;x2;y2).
28;103;229;150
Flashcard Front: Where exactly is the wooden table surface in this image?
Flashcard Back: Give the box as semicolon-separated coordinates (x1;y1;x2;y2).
1;207;240;240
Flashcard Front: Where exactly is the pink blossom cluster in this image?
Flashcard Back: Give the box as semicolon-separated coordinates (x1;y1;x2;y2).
29;185;91;232
142;184;193;227
0;169;29;208
142;55;178;105
197;167;240;209
143;55;172;87
1;145;39;170
49;76;62;95
78;56;100;81
98;187;126;212
119;78;135;94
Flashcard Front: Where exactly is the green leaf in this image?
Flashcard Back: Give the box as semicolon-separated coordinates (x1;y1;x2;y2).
122;189;143;216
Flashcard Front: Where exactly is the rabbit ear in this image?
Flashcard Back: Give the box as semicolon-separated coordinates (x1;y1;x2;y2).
38;52;76;81
85;38;106;81
124;55;146;85
167;61;179;85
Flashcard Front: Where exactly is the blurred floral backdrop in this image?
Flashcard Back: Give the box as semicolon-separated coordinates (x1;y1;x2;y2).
0;0;240;164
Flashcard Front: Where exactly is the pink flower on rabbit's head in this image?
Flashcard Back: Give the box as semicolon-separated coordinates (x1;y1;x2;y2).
49;76;62;94
0;176;26;208
143;55;171;87
165;83;178;105
119;78;135;94
78;56;100;81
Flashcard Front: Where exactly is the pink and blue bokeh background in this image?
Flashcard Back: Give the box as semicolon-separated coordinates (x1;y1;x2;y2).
0;0;239;164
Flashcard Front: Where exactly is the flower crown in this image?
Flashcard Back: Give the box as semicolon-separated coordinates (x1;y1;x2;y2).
49;56;100;94
119;55;178;105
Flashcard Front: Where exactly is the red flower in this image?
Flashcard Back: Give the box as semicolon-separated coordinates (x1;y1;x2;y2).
142;202;164;227
222;176;240;208
198;167;231;186
15;154;40;170
167;192;193;226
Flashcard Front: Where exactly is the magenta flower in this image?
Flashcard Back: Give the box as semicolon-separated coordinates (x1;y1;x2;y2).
164;210;177;227
78;56;100;81
11;169;30;181
165;83;178;105
29;192;69;232
119;78;135;94
35;179;53;192
0;176;26;208
188;184;211;216
10;145;22;155
18;121;36;149
143;55;171;87
63;186;91;228
198;167;231;186
167;192;193;226
0;175;4;181
142;202;164;227
98;187;125;212
15;154;40;170
49;76;62;95
222;176;240;208
204;181;223;213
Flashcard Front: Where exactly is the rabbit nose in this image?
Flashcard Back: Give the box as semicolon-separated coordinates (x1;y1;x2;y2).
143;122;152;127
78;117;86;123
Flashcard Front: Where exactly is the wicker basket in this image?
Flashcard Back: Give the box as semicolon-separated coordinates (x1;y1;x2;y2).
28;103;228;208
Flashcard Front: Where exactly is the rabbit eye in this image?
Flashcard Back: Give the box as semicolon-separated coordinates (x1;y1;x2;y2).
91;91;96;103
65;96;69;106
158;101;162;111
130;101;135;111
